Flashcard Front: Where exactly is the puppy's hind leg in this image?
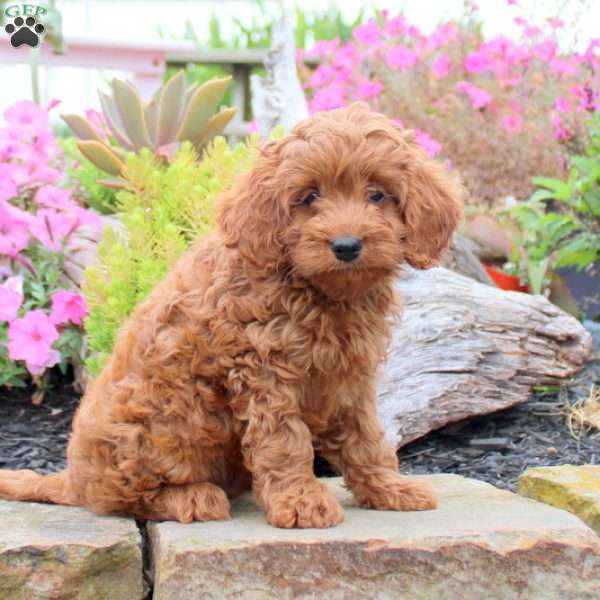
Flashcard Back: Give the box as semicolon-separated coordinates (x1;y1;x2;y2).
137;481;231;523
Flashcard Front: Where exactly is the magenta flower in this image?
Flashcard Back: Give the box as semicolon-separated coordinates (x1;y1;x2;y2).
353;20;381;46
464;50;492;74
431;54;451;78
310;82;346;112
414;130;442;158
35;185;73;210
4;100;48;136
50;290;88;327
0;164;18;202
501;112;524;134
384;15;408;37
555;96;571;114
356;80;384;100
29;209;79;252
0;275;23;322
307;65;336;88
8;309;60;375
0;201;31;256
387;45;418;70
455;81;493;109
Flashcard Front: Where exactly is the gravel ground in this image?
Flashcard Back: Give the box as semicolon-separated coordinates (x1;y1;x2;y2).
1;360;598;491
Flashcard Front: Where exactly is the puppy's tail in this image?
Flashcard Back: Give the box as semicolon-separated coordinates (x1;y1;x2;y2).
0;469;73;505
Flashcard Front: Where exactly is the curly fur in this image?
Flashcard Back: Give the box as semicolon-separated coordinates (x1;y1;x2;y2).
0;104;462;527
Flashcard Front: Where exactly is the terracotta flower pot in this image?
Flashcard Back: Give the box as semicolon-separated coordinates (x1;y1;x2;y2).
483;264;529;293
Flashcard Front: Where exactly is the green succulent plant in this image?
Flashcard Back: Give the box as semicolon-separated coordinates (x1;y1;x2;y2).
61;71;236;186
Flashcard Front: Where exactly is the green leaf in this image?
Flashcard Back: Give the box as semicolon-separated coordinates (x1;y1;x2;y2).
527;258;550;295
111;79;153;151
156;70;186;146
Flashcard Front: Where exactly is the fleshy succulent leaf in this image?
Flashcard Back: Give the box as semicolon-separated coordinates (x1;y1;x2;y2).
176;76;232;142
61;114;104;142
193;107;237;151
96;178;129;190
111;79;153;151
144;99;159;146
77;140;125;176
99;90;136;150
156;70;186;146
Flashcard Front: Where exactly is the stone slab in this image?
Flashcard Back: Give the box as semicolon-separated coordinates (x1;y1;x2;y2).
518;464;600;534
0;500;143;600
148;475;600;600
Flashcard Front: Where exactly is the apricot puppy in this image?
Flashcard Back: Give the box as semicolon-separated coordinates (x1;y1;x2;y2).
0;103;461;527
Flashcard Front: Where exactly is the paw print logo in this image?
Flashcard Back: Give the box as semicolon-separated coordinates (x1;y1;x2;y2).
5;16;45;48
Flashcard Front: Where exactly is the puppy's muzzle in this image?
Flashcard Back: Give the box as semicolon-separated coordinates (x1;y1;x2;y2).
331;236;362;263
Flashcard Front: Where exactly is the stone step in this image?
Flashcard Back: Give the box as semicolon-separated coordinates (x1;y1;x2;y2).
148;475;600;600
518;464;600;535
0;500;143;600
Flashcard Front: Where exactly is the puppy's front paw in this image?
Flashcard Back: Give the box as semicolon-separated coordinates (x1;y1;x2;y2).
265;482;345;528
358;474;438;512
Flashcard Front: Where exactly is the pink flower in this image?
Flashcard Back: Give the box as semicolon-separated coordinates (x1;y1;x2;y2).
309;82;346;112
464;50;492;73
455;81;493;109
551;112;571;141
547;18;564;29
307;65;336;88
387;45;418;70
50;290;88;326
308;40;339;57
7;309;60;375
533;40;557;62
29;209;79;252
550;57;579;76
523;26;541;38
0;201;31;256
356;80;383;99
35;185;72;210
0;164;18;201
4;100;48;136
501;112;524;134
431;54;451;78
414;130;442;158
353;20;381;46
391;117;405;129
0;275;23;322
384;15;408;37
555;96;570;114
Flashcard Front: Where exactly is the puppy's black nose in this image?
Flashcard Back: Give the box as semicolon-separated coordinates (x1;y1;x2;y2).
331;236;362;262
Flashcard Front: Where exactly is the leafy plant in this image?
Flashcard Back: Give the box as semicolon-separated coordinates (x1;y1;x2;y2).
61;73;236;187
504;111;600;295
83;136;259;375
0;100;98;397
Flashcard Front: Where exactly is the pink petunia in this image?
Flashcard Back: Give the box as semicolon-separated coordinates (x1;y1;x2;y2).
29;209;80;252
0;275;23;322
7;309;60;375
35;185;73;210
356;80;384;100
455;81;493;109
547;18;564;29
464;50;492;73
431;54;451;78
353;20;381;46
387;45;418;70
0;164;18;202
0;201;31;256
50;290;88;327
3;100;48;136
306;65;336;88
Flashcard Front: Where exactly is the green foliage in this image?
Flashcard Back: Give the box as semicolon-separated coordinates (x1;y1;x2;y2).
167;6;365;94
83;137;258;375
62;137;119;214
505;111;600;294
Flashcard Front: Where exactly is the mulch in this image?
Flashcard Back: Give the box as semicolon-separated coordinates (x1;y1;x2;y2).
1;360;598;491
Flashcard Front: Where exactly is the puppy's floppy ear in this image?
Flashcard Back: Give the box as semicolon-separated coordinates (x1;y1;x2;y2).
401;135;463;269
217;140;290;273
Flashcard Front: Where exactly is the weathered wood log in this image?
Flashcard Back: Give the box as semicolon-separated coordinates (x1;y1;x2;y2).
250;17;309;138
377;267;593;448
442;234;494;286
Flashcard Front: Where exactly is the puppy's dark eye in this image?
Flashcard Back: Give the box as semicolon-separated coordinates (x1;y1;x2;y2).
368;190;385;204
301;189;320;206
